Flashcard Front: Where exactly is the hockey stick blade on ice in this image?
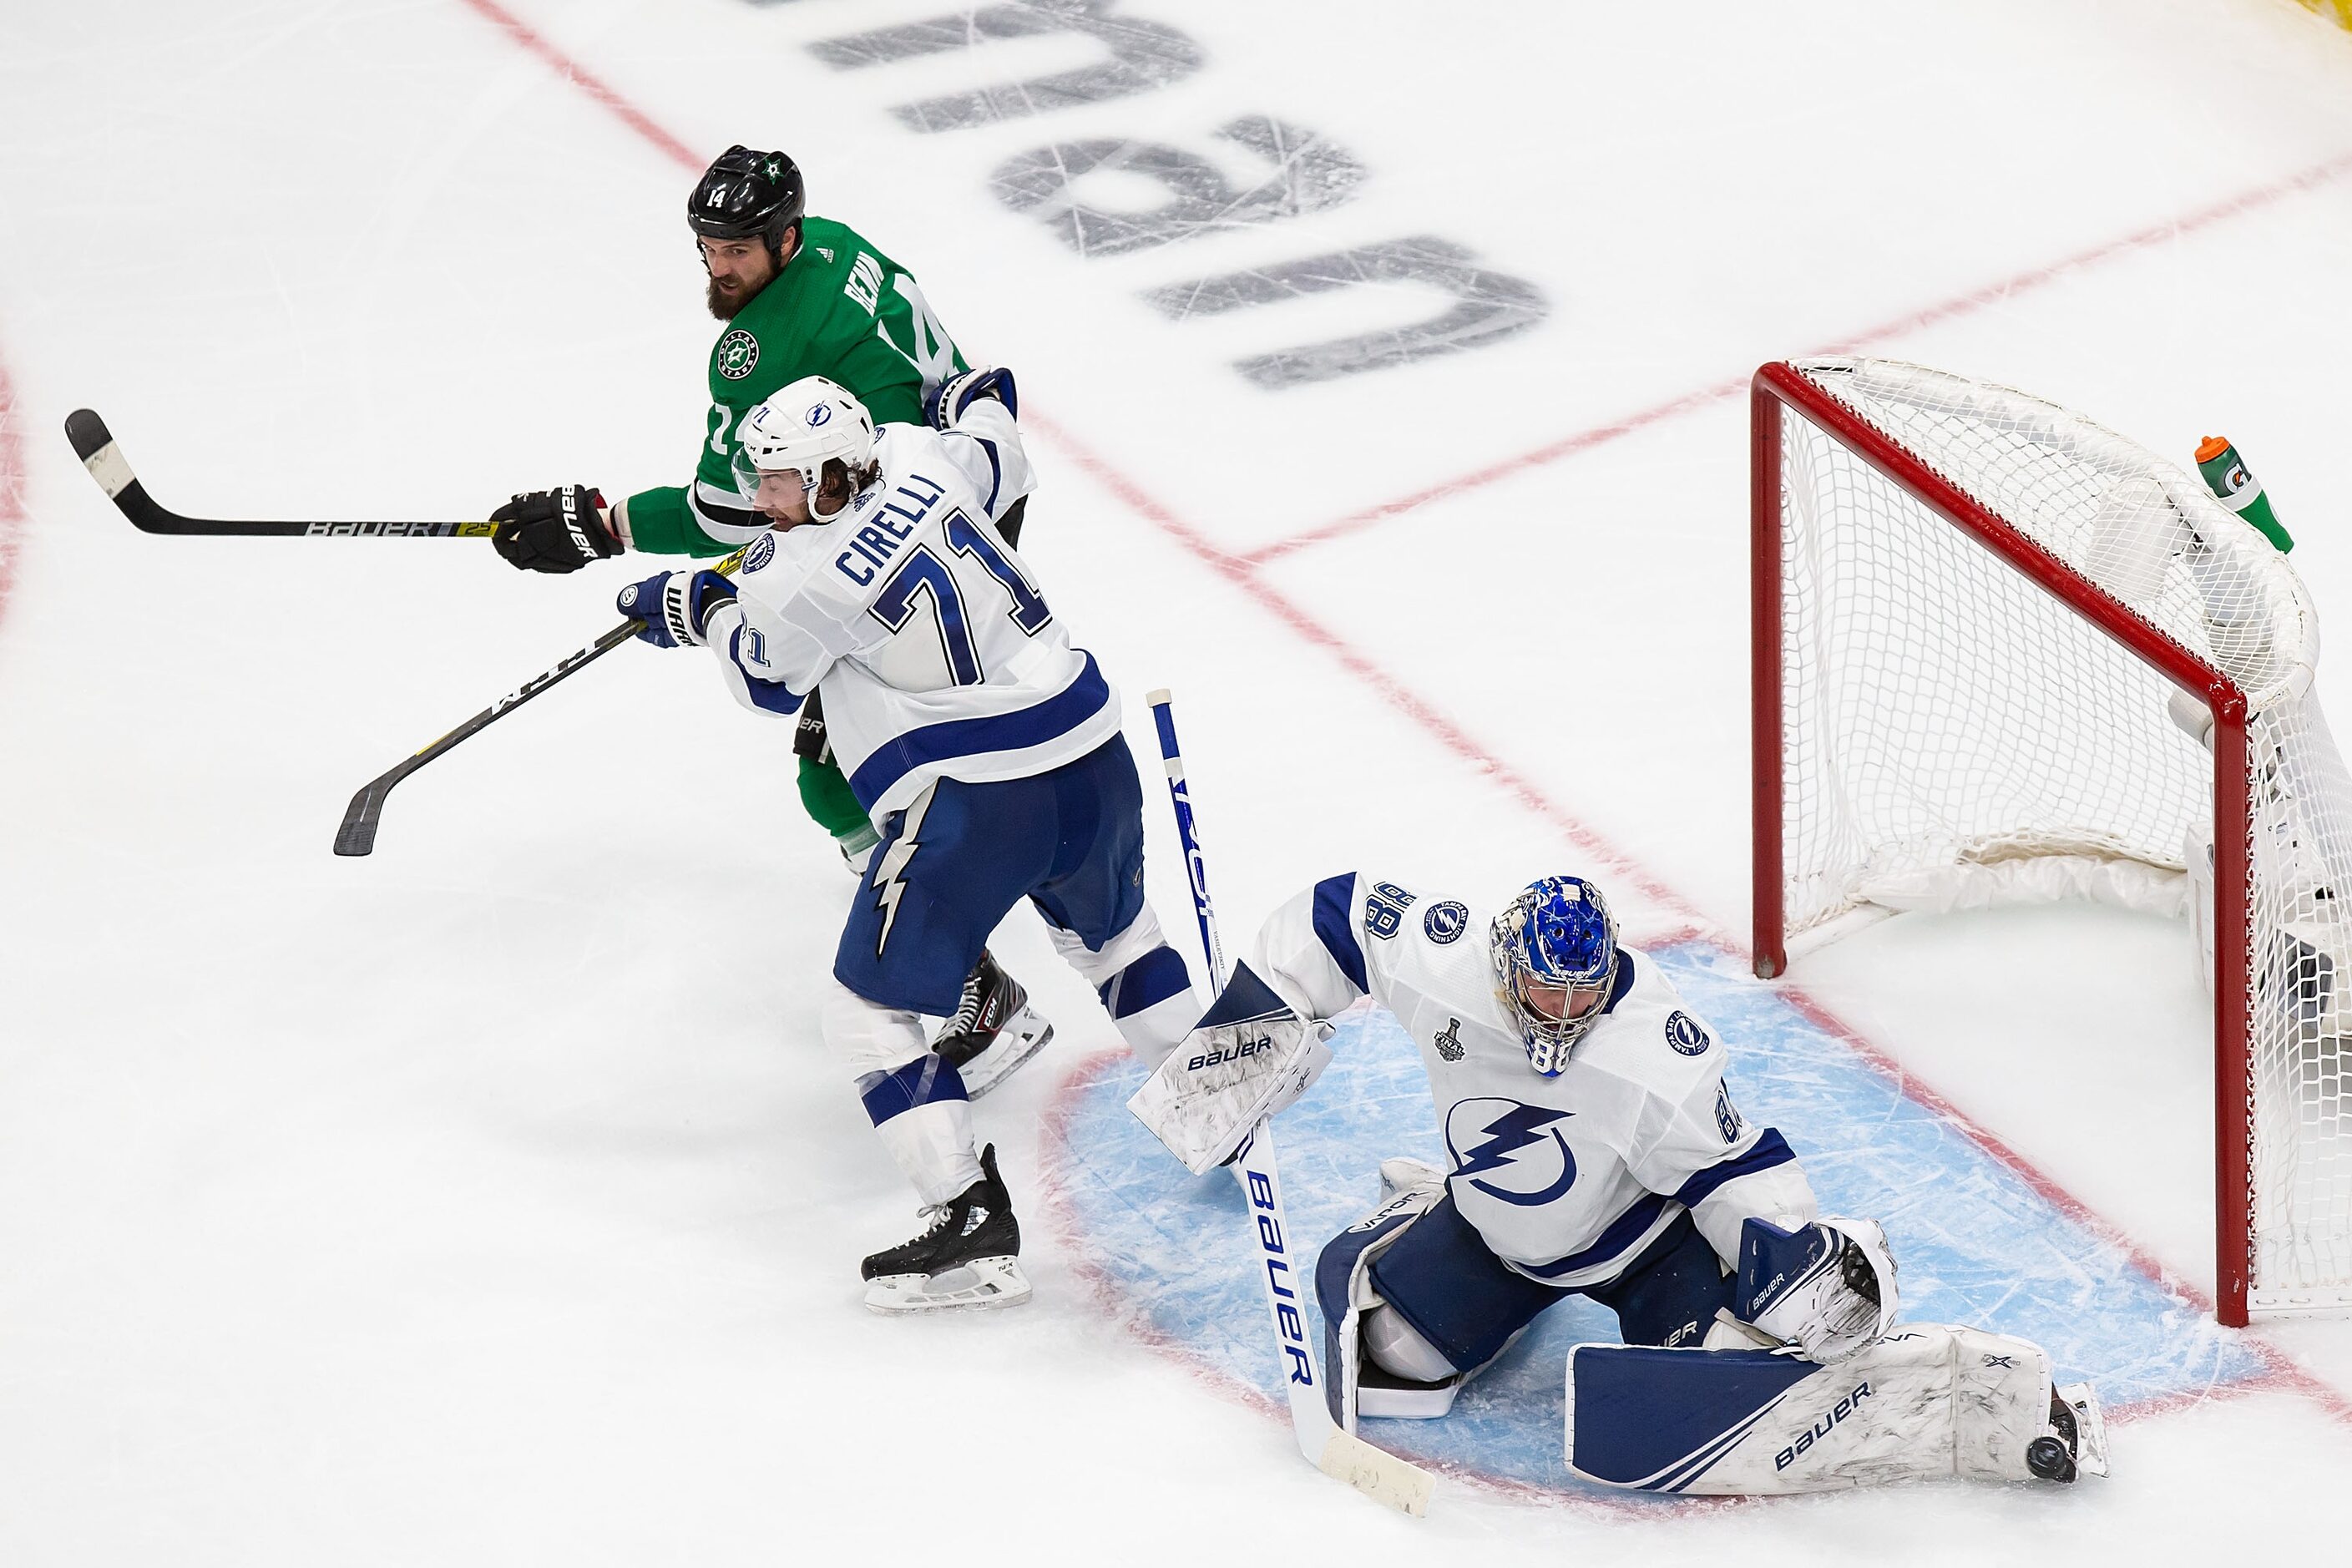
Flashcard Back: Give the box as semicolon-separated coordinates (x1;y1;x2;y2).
1146;690;1438;1518
64;409;499;538
336;549;746;857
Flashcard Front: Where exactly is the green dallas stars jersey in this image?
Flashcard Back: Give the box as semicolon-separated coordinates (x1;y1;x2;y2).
615;215;969;558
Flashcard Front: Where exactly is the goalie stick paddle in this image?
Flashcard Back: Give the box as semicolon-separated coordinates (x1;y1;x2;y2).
1146;690;1438;1519
335;549;746;857
63;409;498;538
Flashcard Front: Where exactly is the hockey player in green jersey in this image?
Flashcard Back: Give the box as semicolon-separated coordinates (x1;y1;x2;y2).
484;144;1050;1095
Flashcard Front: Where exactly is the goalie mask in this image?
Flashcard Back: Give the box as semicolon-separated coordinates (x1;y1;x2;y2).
1490;875;1619;1075
731;376;878;524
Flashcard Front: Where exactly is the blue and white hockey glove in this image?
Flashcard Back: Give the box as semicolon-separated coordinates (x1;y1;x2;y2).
1735;1216;1899;1364
616;569;736;649
924;366;1018;430
1126;963;1333;1175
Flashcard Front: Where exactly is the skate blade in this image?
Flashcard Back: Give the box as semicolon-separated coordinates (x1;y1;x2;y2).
959;1017;1055;1101
864;1255;1034;1315
2056;1383;2109;1478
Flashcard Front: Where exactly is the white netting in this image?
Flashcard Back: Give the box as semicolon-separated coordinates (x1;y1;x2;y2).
1773;357;2352;1311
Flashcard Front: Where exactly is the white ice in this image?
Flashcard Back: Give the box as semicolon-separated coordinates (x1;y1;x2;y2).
5;0;2352;1561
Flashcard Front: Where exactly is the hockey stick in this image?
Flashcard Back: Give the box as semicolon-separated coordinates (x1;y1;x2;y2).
335;549;746;857
64;409;498;538
1145;690;1437;1518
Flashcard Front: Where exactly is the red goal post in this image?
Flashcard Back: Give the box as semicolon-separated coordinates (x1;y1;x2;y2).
1749;357;2350;1328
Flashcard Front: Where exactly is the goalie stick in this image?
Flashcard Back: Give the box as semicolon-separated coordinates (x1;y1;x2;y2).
64;409;498;538
1146;690;1438;1518
336;549;746;857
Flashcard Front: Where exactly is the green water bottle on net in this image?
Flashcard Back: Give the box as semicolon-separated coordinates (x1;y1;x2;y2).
2196;435;2294;554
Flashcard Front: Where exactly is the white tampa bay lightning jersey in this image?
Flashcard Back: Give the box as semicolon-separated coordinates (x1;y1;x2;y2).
1250;873;1818;1289
697;403;1121;823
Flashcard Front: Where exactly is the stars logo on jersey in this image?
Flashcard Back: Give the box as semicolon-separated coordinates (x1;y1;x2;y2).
744;532;776;574
717;328;760;381
1423;900;1468;944
1444;1097;1578;1207
1434;1018;1464;1061
1666;1010;1712;1056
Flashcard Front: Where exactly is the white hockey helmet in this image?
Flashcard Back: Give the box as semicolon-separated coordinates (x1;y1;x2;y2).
731;376;878;521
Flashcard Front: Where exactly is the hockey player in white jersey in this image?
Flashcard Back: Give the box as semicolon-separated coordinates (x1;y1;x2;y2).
615;370;1201;1312
1130;873;2107;1491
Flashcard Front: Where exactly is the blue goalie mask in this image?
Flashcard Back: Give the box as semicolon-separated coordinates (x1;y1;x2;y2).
1489;875;1619;1075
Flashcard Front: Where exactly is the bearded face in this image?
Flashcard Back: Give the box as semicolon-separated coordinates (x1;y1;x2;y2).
701;238;779;321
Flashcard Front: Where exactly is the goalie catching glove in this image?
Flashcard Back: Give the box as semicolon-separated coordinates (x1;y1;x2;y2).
1128;964;1333;1175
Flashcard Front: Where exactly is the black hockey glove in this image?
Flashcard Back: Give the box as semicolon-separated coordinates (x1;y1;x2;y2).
792;688;832;762
491;485;620;574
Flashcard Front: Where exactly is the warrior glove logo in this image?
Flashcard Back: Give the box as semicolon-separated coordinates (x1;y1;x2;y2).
1444;1097;1576;1206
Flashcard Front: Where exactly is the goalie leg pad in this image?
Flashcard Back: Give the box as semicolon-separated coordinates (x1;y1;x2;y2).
1565;1323;2100;1494
1357;1195;1570;1394
1314;1161;1463;1427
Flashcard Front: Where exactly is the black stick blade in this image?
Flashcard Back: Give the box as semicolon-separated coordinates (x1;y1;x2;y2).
335;773;400;857
63;408;114;464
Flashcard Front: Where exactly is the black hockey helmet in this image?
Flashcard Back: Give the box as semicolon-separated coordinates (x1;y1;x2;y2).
688;145;805;261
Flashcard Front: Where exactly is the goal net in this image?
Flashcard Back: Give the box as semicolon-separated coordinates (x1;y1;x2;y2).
1752;357;2352;1324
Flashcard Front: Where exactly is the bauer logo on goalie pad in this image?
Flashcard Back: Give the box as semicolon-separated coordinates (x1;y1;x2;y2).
1775;1381;1872;1471
717;329;759;381
1665;1010;1711;1056
1423;900;1469;944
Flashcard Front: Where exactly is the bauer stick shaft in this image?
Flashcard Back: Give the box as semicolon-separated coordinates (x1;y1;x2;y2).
66;409;498;538
336;550;746;857
1144;690;1435;1518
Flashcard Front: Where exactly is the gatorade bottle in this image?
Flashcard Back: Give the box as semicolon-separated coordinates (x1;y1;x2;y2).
2196;436;2294;554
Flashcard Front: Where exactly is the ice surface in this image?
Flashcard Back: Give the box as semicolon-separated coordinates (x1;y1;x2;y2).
7;0;2352;1561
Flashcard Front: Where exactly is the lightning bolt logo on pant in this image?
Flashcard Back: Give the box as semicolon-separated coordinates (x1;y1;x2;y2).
870;785;937;954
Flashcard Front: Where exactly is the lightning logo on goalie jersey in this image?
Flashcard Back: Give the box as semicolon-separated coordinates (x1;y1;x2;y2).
1445;1100;1578;1206
1242;872;1816;1289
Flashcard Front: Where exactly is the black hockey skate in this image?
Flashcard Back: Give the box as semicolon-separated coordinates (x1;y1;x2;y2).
933;950;1054;1100
861;1143;1032;1314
